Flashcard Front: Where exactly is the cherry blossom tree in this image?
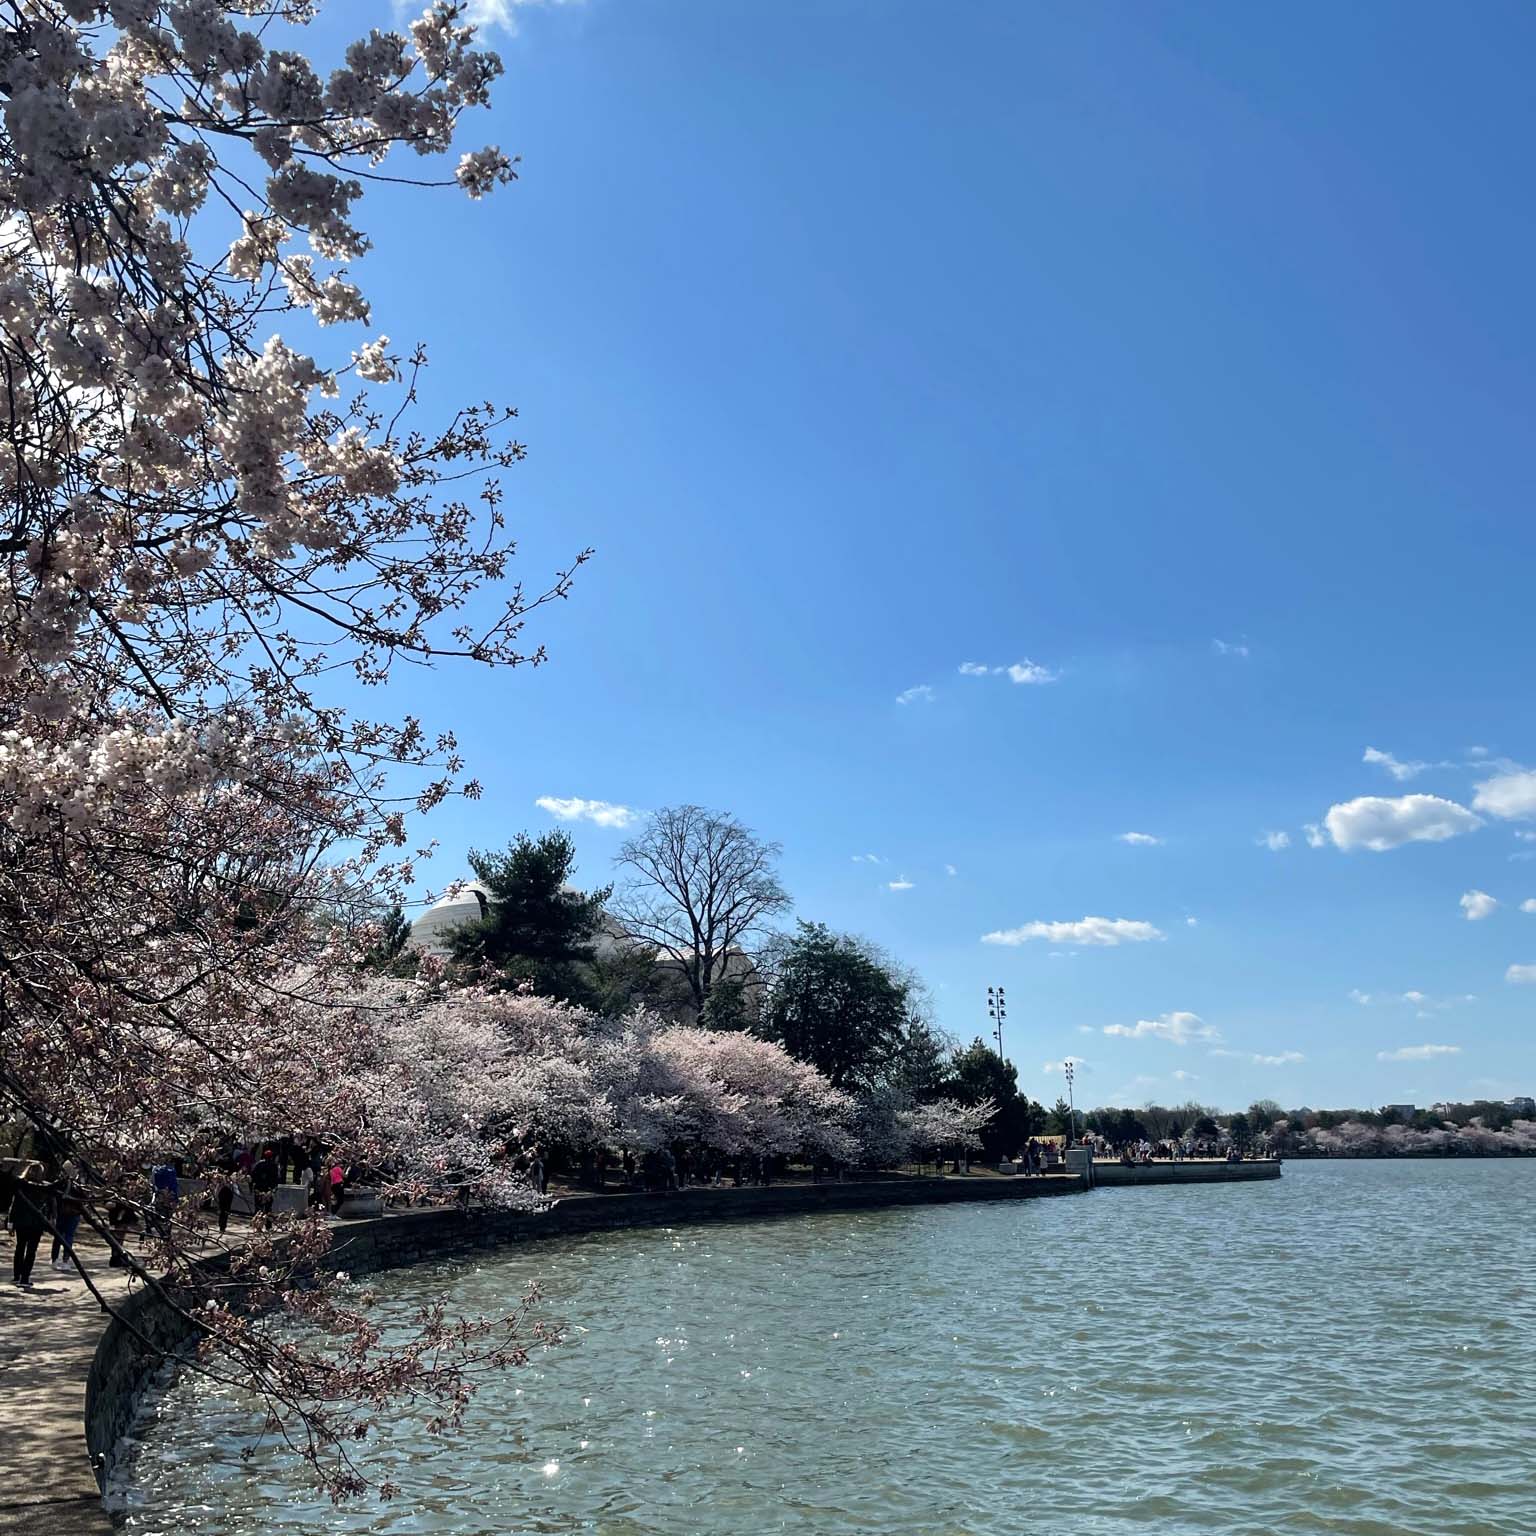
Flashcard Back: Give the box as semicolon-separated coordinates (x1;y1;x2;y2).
0;0;587;1497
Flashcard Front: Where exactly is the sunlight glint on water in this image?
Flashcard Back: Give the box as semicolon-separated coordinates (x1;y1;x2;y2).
121;1161;1536;1535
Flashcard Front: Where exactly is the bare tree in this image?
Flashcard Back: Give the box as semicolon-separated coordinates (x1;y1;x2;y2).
611;806;792;1015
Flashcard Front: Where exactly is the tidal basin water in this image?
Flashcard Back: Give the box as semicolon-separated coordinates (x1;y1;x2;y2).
120;1160;1536;1535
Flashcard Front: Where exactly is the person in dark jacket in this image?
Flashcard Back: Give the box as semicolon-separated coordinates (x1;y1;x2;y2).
11;1166;52;1288
251;1147;281;1221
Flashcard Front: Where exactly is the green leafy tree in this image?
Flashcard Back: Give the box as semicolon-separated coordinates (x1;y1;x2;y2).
362;903;414;974
943;1038;1044;1158
1047;1097;1073;1135
1227;1111;1252;1147
760;922;912;1088
1192;1114;1220;1141
449;832;612;1002
892;1014;951;1100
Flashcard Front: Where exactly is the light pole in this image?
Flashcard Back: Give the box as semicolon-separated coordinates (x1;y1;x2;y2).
1063;1059;1076;1147
987;986;1006;1059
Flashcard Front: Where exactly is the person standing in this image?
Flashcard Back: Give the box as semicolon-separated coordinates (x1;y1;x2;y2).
251;1147;281;1221
150;1160;179;1239
10;1165;51;1288
215;1168;236;1235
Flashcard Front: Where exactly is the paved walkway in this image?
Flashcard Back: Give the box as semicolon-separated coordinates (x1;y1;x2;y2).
0;1232;129;1534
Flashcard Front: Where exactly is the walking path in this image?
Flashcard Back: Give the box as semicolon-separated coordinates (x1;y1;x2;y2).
0;1233;128;1534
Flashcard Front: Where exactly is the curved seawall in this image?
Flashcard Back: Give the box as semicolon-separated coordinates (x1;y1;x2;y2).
64;1174;1086;1535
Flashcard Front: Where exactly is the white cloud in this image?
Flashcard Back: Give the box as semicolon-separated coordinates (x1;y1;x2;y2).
983;916;1165;947
1377;1044;1461;1062
1348;988;1374;1005
1077;1025;1096;1035
1303;823;1327;848
535;795;637;829
1103;1011;1218;1045
463;0;579;30
1522;899;1536;915
896;684;935;705
1185;916;1199;927
1472;769;1536;821
1468;745;1490;758
944;864;958;877
1042;1056;1089;1074
1212;638;1250;658
1401;990;1427;1004
851;853;884;864
1323;794;1481;852
1118;831;1162;846
958;660;1058;685
1518;832;1536;843
1253;1050;1305;1066
1258;830;1291;851
1460;889;1498;921
1172;1069;1198;1082
1507;964;1536;985
1363;746;1429;782
887;876;915;892
1006;660;1056;685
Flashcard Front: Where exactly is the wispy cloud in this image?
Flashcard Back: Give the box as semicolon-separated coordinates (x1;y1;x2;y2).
463;0;581;32
957;659;1058;685
1377;1044;1461;1062
887;876;915;892
1210;1047;1305;1065
1118;831;1162;846
1185;916;1199;927
1103;1011;1218;1044
535;795;637;829
983;916;1165;947
1212;638;1250;658
1042;1056;1089;1074
1507;964;1536;985
944;863;958;877
1460;889;1498;921
895;684;935;706
1172;1069;1198;1082
1303;823;1327;848
851;853;884;864
1323;794;1481;852
1522;898;1536;914
1363;746;1430;782
1257;830;1291;851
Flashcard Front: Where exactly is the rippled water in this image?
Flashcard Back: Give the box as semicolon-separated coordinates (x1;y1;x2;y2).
120;1160;1536;1535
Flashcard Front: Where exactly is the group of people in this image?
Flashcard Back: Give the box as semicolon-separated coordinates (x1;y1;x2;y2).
0;1162;85;1288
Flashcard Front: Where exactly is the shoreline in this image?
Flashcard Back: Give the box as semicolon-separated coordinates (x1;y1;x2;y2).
26;1172;1088;1536
18;1161;1289;1535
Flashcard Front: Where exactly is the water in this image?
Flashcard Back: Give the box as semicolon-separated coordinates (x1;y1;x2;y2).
120;1160;1536;1535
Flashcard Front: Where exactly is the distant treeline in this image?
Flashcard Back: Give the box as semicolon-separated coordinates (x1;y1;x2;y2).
1081;1099;1536;1158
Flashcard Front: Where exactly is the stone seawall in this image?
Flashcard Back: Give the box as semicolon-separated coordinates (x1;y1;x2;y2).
75;1172;1085;1528
1092;1160;1282;1187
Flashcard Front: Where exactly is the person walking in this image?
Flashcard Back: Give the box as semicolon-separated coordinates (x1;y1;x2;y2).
50;1174;84;1271
11;1165;51;1288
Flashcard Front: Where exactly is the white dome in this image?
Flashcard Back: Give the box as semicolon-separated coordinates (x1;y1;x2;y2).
406;880;490;956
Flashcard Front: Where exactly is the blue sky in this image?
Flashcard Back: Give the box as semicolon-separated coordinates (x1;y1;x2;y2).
345;1;1536;1111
